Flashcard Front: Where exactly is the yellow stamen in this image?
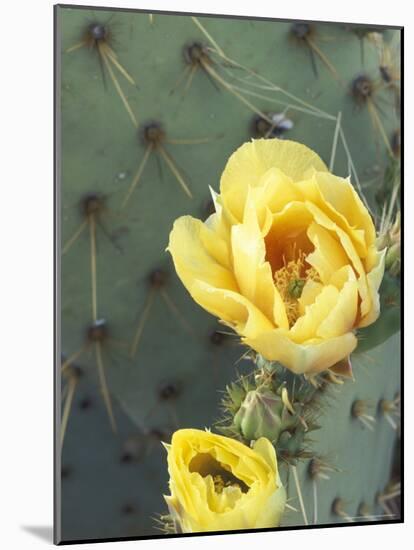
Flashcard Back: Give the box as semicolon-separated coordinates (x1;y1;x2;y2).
274;250;319;326
213;474;225;493
212;474;240;494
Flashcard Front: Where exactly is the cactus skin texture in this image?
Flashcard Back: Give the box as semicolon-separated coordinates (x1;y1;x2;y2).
58;5;401;541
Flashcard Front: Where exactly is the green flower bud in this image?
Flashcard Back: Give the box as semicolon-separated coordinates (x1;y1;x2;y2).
226;381;248;410
255;354;277;373
377;212;400;277
390;212;401;243
385;242;401;276
376;232;390;251
234;387;291;442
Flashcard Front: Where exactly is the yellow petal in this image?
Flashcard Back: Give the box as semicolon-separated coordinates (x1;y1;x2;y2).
289;285;339;343
252;437;277;473
221;138;327;223
317;267;358;338
204;210;231;247
314;172;376;248
190;280;274;338
365;243;380;273
168;215;238;292
265;202;314;272
164;495;188;533
244;329;357;375
167;467;199;522
358;248;386;328
306;222;348;283
298;279;324;314
296;173;372;256
273;286;290;330
220;484;245;511
248;167;301;220
254;484;287;528
304;202;372;319
231;195;288;328
178;430;268;477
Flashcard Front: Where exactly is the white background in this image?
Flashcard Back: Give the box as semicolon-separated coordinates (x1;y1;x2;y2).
0;0;410;548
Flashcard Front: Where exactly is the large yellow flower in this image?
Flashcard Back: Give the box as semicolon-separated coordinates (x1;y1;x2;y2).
168;139;385;375
164;429;286;532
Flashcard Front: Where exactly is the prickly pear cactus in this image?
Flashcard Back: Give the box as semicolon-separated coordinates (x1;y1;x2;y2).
217;331;400;526
57;5;401;542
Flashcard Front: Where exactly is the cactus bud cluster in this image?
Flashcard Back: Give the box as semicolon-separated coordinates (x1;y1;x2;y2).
218;363;324;464
385;213;401;277
234;387;294;442
377;212;401;277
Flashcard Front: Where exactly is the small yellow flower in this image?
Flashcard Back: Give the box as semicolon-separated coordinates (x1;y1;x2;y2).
164;429;286;533
168;139;384;375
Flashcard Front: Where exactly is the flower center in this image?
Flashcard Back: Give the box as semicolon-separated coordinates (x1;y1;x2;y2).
189;452;249;494
212;474;245;494
274;250;320;326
